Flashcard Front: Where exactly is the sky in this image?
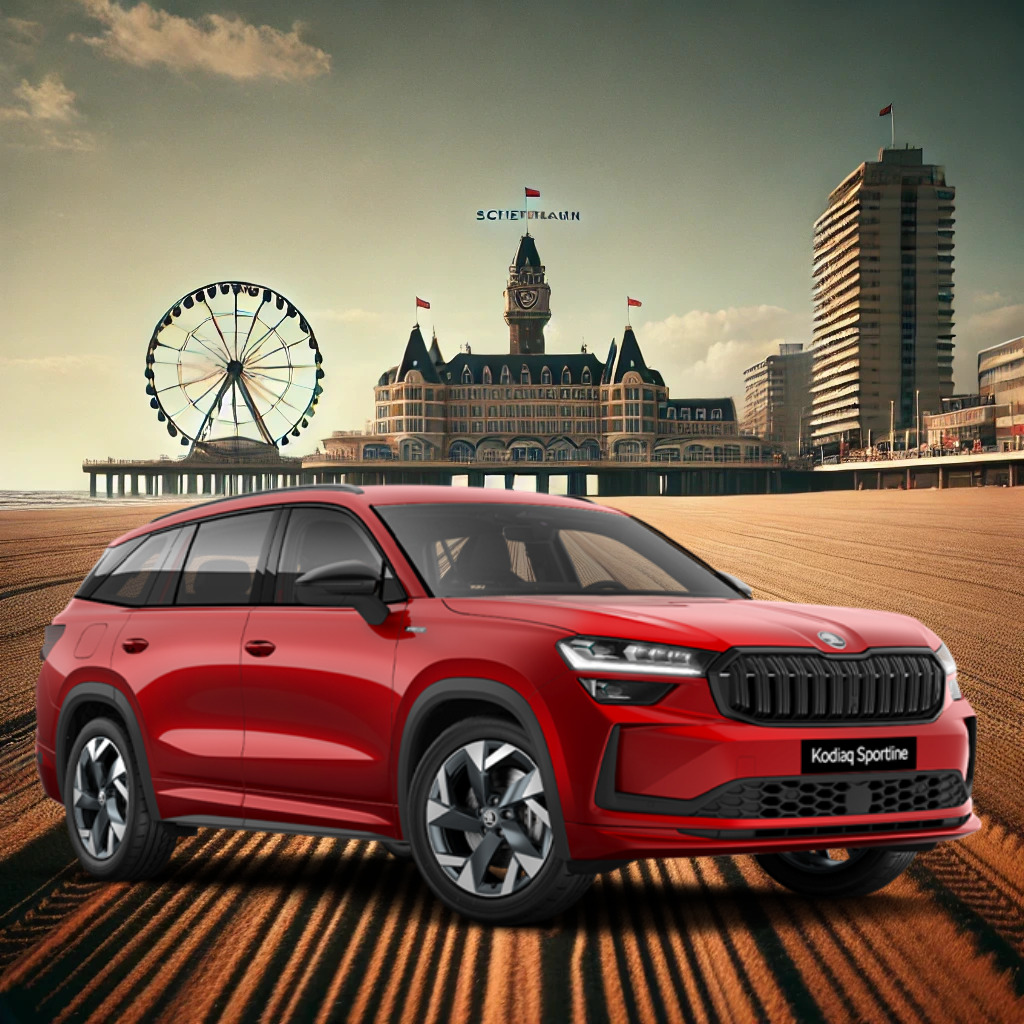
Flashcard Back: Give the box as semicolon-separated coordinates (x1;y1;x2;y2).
1;0;1022;489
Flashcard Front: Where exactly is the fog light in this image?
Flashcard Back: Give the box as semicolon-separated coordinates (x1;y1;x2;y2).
579;678;673;705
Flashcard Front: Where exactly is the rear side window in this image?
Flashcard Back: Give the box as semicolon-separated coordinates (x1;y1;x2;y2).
87;528;187;607
177;512;275;606
275;507;403;604
75;537;145;599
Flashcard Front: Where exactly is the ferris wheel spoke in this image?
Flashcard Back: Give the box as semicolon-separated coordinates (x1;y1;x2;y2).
244;377;306;418
239;311;289;364
237;298;267;361
247;364;316;370
185;330;231;367
247;336;311;363
245;372;315;391
156;370;222;394
201;300;233;362
234;375;276;444
192;373;235;444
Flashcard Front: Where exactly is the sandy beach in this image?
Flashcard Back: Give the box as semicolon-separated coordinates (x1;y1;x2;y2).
1;489;1022;1022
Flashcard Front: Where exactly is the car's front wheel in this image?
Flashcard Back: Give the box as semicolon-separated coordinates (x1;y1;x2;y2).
64;716;177;880
407;716;593;925
755;846;917;898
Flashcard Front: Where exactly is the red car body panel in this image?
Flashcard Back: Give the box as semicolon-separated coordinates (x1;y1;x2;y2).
36;485;980;864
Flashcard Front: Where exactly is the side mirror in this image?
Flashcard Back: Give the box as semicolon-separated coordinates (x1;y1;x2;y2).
294;560;390;625
720;572;753;599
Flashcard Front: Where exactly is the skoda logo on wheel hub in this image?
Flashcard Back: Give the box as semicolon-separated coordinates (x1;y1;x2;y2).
818;631;847;649
481;808;498;828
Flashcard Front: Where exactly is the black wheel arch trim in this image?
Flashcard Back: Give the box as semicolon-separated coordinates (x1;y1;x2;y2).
55;682;161;819
396;677;571;861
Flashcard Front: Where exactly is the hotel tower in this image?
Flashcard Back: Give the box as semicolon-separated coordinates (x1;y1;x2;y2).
810;147;956;448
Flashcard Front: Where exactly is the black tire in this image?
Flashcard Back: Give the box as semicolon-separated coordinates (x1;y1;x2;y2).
755;846;917;898
64;716;176;881
407;716;593;925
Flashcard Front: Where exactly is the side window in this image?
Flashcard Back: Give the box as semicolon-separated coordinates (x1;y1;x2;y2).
275;508;400;605
88;527;189;607
177;512;275;606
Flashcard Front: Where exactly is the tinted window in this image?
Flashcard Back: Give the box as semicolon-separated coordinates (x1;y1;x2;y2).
275;508;400;604
88;528;189;607
75;536;145;599
376;503;739;599
177;512;274;606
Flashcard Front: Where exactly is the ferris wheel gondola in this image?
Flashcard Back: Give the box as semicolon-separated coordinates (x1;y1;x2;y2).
144;281;324;450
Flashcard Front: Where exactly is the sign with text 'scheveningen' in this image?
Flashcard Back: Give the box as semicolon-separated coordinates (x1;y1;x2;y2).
478;188;579;222
476;208;580;221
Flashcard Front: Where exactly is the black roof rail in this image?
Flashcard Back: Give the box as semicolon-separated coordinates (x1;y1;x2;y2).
148;483;364;523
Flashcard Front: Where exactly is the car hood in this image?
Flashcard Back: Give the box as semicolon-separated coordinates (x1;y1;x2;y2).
441;595;941;655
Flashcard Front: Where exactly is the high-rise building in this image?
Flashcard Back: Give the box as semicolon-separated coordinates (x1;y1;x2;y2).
810;147;956;449
742;343;813;454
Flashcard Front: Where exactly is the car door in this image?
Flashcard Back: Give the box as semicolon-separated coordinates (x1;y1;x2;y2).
240;504;405;833
108;509;277;822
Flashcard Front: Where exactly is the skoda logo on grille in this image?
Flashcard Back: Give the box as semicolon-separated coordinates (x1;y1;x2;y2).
818;631;847;649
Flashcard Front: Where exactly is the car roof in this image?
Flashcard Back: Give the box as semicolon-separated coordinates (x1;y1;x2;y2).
110;484;618;546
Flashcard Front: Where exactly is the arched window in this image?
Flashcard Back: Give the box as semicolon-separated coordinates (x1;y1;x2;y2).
680;407;691;420
500;365;512;385
711;408;723;420
667;406;676;420
581;367;591;384
520;364;531;385
482;366;492;384
561;366;571;385
696;408;706;420
461;366;473;384
541;366;552;385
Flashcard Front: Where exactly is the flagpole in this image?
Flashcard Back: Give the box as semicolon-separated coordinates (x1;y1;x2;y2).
524;188;529;235
626;297;630;327
891;105;895;147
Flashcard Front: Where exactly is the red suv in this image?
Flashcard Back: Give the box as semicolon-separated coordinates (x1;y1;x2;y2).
36;485;978;924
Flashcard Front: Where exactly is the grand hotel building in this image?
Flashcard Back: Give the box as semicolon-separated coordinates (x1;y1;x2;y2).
323;235;765;465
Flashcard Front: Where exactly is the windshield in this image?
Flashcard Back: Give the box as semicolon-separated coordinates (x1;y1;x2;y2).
375;502;740;599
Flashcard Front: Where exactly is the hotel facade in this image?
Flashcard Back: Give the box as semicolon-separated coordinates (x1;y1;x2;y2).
323;235;767;466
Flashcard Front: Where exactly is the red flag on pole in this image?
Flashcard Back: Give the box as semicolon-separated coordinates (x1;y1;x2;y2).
627;297;642;307
879;103;892;116
416;297;430;309
524;187;540;198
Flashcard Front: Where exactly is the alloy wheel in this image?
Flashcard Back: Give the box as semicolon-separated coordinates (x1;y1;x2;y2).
425;739;553;898
72;735;130;860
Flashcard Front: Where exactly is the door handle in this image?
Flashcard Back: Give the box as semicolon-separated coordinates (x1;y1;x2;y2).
121;638;148;654
244;640;276;658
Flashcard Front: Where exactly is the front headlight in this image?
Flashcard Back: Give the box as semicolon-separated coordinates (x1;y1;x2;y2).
557;637;716;677
935;642;962;700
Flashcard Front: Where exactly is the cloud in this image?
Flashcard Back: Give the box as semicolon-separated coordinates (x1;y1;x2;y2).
963;303;1024;349
638;305;805;398
74;1;331;81
0;73;78;122
972;290;1006;308
0;354;116;373
1;16;44;52
0;72;97;150
310;308;383;325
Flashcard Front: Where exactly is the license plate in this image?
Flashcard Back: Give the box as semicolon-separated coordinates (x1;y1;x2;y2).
801;737;917;774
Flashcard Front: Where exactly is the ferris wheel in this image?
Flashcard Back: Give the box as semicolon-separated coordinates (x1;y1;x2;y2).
145;281;324;450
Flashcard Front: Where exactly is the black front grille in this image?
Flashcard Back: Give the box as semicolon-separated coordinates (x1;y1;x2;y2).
692;771;967;820
711;649;945;724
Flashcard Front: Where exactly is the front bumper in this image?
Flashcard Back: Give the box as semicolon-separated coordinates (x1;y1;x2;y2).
548;667;978;861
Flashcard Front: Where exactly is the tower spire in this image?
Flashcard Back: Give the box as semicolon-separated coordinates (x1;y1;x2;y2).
503;235;551;355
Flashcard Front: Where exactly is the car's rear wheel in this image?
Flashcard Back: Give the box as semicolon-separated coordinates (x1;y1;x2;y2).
755;846;917;898
407;716;593;925
64;716;176;880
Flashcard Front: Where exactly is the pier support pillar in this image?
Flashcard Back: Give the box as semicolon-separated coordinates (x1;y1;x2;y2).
89;473;97;498
131;474;140;496
938;466;945;489
105;474;113;499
